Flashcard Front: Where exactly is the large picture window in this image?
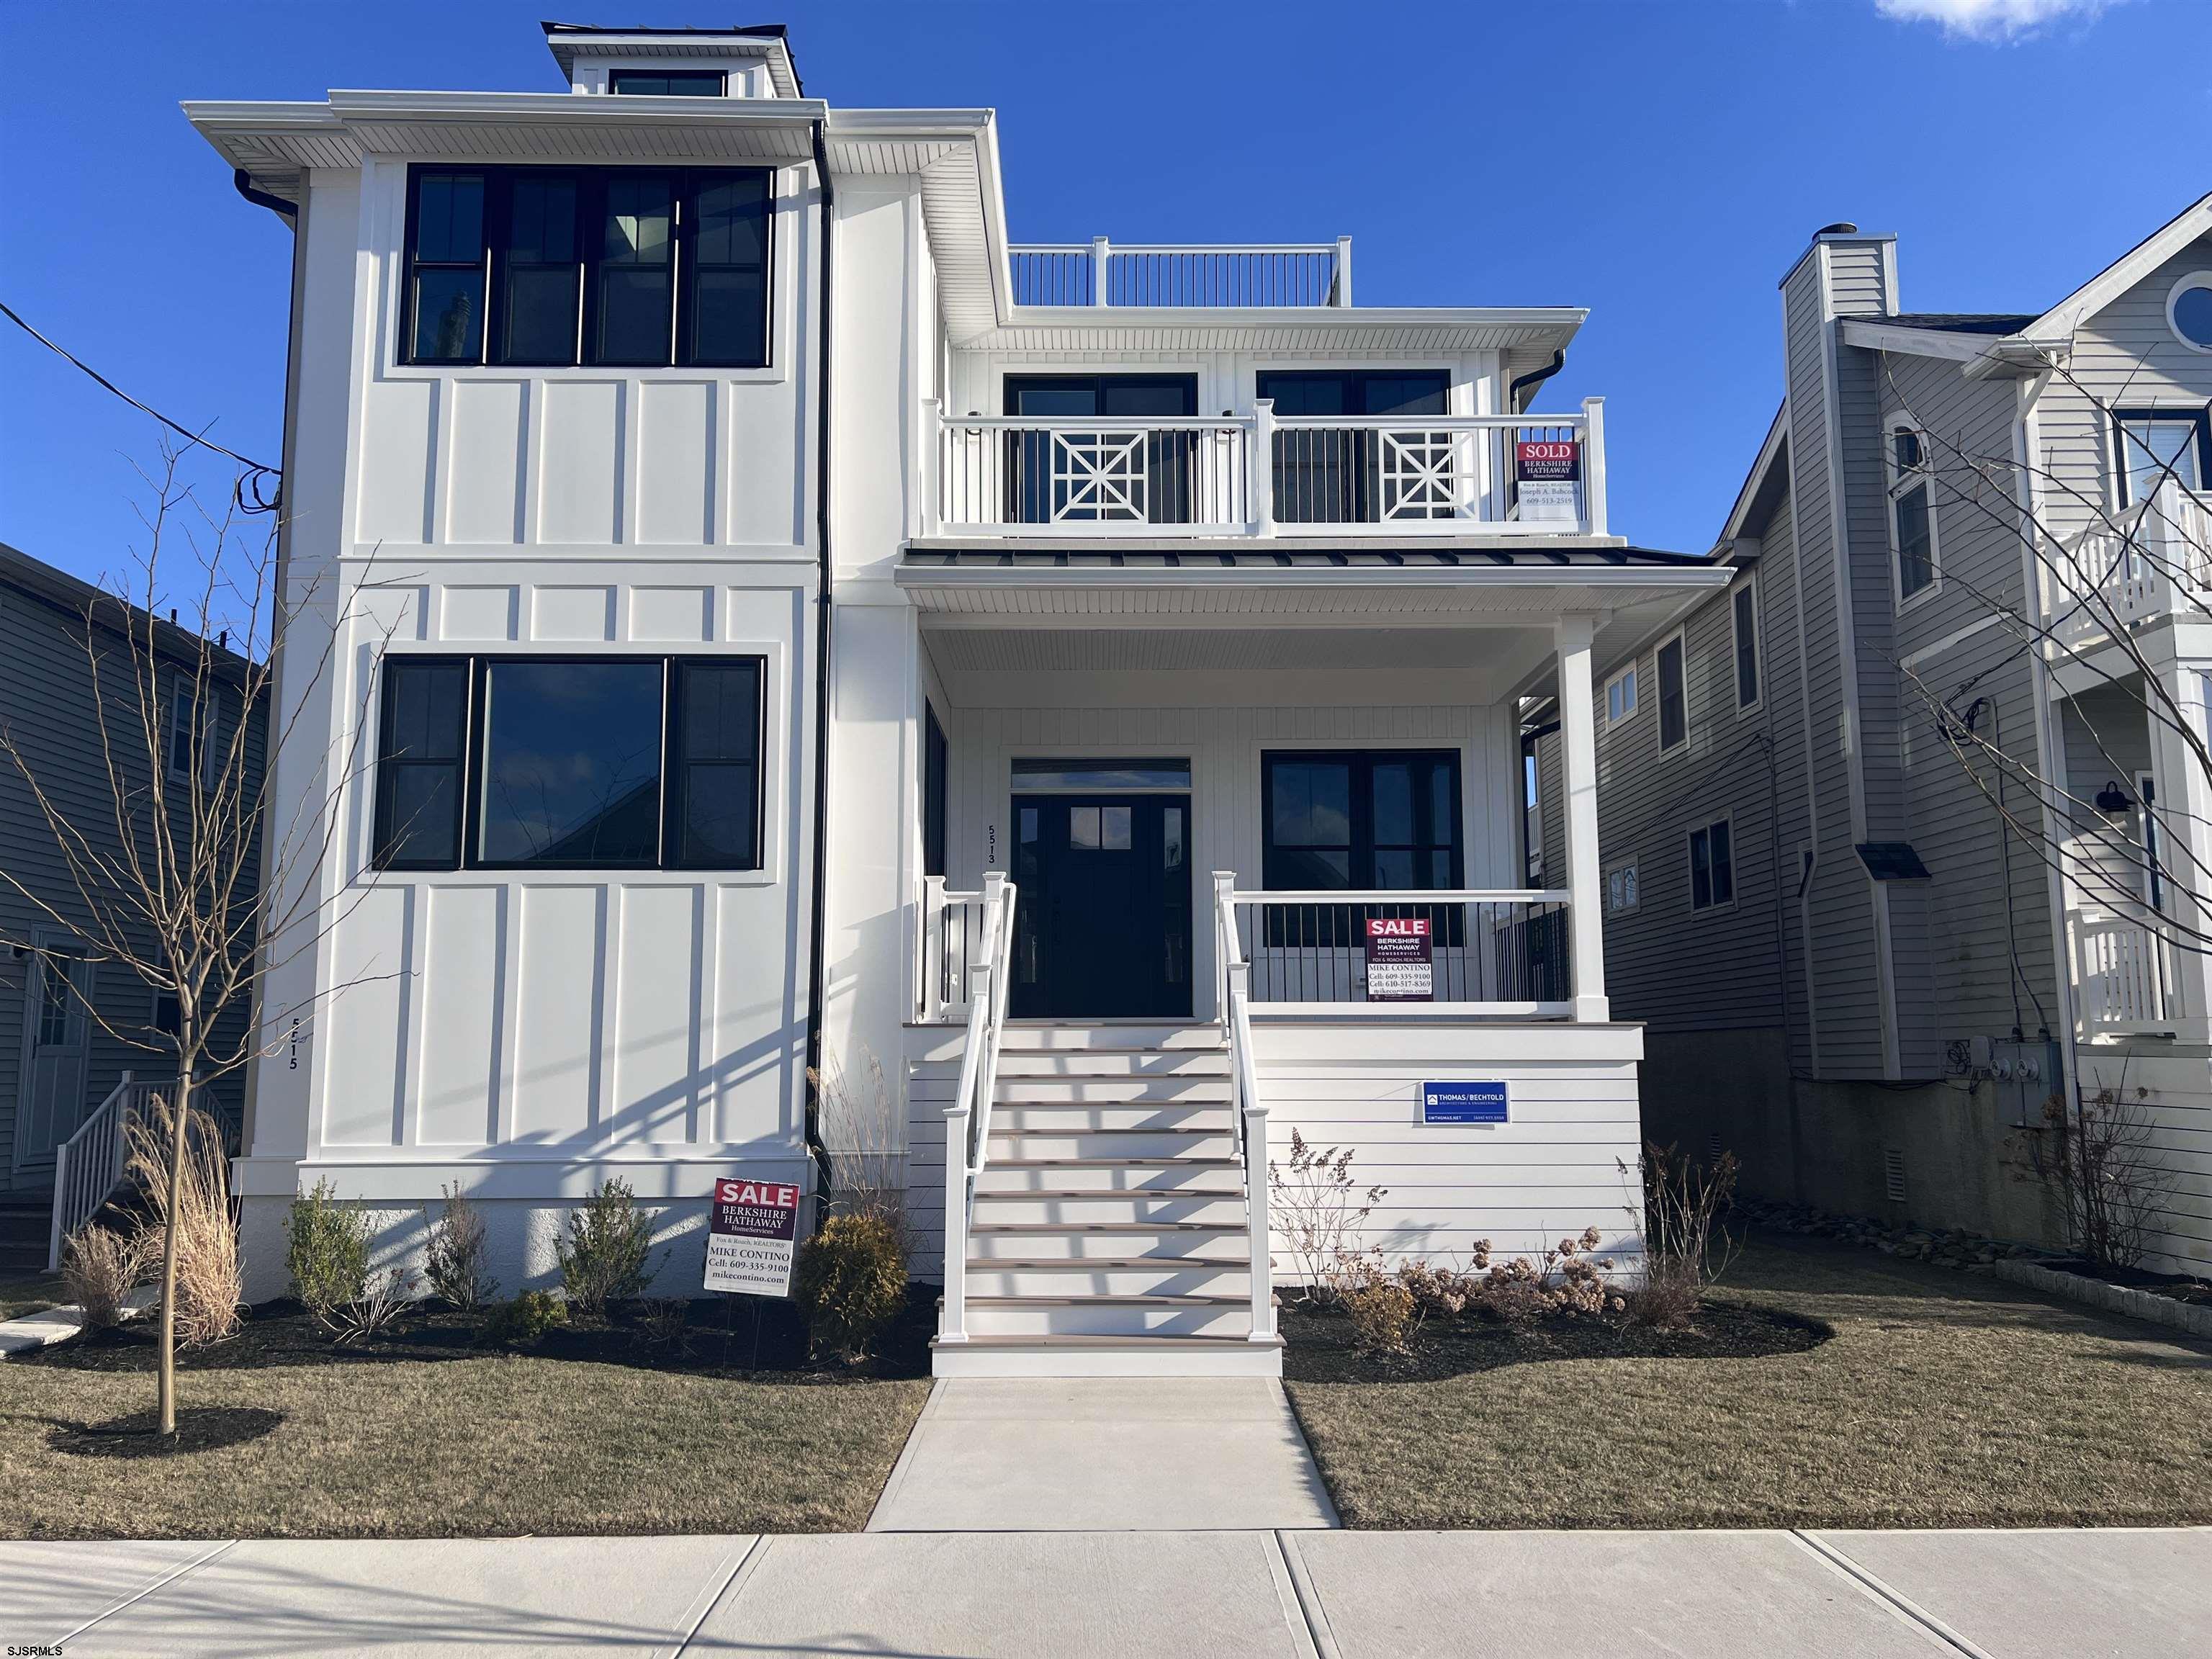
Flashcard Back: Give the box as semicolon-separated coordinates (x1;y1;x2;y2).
1262;750;1462;891
404;166;771;371
371;655;765;872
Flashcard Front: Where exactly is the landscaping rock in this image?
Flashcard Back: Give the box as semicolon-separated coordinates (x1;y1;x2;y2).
1729;1197;2047;1274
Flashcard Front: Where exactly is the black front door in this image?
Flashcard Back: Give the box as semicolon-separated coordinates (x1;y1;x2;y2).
1010;793;1192;1018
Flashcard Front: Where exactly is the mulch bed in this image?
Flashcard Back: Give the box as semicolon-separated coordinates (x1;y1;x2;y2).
1281;1298;1830;1384
16;1285;937;1383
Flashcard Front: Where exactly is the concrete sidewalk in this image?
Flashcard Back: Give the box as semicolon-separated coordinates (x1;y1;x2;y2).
5;1527;2206;1657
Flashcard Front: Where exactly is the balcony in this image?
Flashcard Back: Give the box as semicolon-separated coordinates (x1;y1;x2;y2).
927;398;1609;539
2049;482;2211;654
1009;237;1352;308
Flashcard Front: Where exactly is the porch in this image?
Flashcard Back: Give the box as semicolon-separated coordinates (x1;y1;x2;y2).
853;552;1727;1375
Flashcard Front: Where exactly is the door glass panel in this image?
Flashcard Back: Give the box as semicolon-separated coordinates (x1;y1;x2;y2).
1070;806;1100;848
1100;806;1131;850
37;957;76;1046
1012;758;1191;791
1163;806;1184;869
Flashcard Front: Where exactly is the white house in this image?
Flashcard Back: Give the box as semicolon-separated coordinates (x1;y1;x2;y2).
185;22;1726;1375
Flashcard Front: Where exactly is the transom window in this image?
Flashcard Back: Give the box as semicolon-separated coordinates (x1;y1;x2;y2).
403;166;771;369
372;655;765;872
2113;408;2209;507
1689;818;1735;912
1655;634;1687;753
1887;423;1938;603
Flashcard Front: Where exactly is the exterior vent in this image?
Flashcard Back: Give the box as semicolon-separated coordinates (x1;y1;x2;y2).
1707;1131;1725;1165
1882;1147;1907;1204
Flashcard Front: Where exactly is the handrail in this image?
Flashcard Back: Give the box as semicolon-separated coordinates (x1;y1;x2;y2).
1008;237;1351;309
1228;886;1570;905
938;872;1017;1347
1213;873;1275;1346
48;1073;166;1271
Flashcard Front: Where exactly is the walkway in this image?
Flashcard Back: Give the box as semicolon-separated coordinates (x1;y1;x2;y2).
868;1378;1337;1530
6;1527;2206;1656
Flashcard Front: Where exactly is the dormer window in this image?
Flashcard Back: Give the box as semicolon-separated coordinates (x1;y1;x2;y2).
609;69;727;96
403;165;770;369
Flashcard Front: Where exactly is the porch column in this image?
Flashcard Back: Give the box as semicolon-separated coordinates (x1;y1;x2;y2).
1555;613;1609;1022
2148;659;2212;1037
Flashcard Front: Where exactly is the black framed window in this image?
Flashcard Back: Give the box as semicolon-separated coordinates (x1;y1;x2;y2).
1689;819;1735;911
2113;407;2209;506
1655;634;1687;752
1262;750;1462;891
1732;580;1760;709
683;172;772;368
609;69;727;96
1256;370;1450;523
405;171;487;364
923;703;949;878
667;660;763;868
403;166;771;370
372;658;470;869
372;655;765;872
493;172;580;365
1002;374;1199;524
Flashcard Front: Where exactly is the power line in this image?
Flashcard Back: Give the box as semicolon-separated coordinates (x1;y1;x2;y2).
1;299;282;508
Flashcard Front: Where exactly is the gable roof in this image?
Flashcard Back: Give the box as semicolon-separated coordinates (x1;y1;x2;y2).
2022;190;2212;341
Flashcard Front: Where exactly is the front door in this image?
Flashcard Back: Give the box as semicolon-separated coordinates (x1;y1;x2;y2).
16;942;91;1177
1011;793;1192;1018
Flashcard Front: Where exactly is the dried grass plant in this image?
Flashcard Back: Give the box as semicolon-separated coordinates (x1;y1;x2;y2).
124;1089;240;1347
61;1225;148;1331
809;1049;910;1249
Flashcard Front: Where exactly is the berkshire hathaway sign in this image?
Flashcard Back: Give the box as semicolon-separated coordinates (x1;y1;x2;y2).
1364;914;1434;1002
703;1175;802;1297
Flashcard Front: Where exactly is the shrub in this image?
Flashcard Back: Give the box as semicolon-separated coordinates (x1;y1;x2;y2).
1341;1272;1419;1357
2037;1086;2169;1269
480;1289;570;1346
1267;1130;1385;1306
125;1089;243;1346
1627;1143;1738;1328
557;1178;660;1315
286;1177;370;1318
637;1298;693;1355
423;1183;498;1310
794;1212;906;1362
327;1268;417;1346
61;1225;146;1331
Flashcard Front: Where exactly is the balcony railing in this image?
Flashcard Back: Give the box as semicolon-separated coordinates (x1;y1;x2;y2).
928;399;1608;539
2072;908;2170;1036
2049;482;2210;652
1010;238;1351;308
1220;887;1575;1014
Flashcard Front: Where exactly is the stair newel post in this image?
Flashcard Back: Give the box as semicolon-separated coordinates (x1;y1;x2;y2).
1211;871;1238;1034
1230;958;1274;1344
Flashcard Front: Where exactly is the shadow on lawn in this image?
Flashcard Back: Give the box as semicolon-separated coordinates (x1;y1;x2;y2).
1281;1300;1833;1386
45;1406;284;1458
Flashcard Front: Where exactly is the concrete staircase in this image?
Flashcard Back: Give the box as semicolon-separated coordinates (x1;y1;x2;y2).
935;1022;1280;1377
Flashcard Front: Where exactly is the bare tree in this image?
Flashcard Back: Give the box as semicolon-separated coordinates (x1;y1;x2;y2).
0;441;392;1439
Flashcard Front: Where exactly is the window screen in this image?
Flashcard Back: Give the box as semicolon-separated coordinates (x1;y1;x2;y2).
493;174;580;364
669;659;763;868
407;173;487;363
372;660;470;869
683;172;771;367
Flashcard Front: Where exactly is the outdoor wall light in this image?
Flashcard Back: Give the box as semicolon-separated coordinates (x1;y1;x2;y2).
2095;780;2135;815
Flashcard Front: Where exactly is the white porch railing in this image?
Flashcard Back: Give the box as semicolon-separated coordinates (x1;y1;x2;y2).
1010;237;1352;309
928;400;1608;539
937;872;1017;1348
48;1074;168;1271
2050;482;2211;653
2072;909;2171;1036
1220;886;1576;1014
1211;874;1276;1350
920;876;992;1022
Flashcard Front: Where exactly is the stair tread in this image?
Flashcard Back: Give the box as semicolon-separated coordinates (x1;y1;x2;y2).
971;1221;1246;1233
974;1190;1242;1200
941;1334;1282;1349
965;1293;1250;1308
986;1157;1242;1169
968;1258;1247;1271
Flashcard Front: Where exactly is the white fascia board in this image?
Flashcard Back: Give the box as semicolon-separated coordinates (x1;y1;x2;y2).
999;304;1583;343
894;562;1730;594
324;88;828;126
1838;318;2000;364
2020;192;2212;341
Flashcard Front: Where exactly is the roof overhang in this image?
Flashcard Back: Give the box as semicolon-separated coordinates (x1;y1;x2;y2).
958;305;1586;356
541;25;804;100
1838;316;2072;379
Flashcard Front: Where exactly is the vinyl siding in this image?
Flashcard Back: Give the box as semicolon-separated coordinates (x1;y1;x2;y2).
0;576;262;1189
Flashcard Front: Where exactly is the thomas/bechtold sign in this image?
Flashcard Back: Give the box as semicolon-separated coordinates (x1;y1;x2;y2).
1422;1081;1510;1125
1515;437;1581;522
703;1175;801;1297
1365;914;1433;1001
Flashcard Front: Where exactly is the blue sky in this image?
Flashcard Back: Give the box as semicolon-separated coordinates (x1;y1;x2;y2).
2;0;2207;588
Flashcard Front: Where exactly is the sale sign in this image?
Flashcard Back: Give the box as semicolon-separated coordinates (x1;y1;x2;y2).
1516;438;1581;523
1364;914;1433;1002
703;1175;803;1297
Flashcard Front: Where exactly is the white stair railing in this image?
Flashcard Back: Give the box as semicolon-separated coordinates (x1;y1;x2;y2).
938;872;1017;1346
48;1074;166;1271
1213;872;1276;1346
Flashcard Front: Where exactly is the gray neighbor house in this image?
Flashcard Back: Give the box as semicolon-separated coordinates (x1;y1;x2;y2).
1537;195;2212;1276
0;541;262;1271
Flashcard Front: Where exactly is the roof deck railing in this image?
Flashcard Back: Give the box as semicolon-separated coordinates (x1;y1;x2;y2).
1009;236;1352;308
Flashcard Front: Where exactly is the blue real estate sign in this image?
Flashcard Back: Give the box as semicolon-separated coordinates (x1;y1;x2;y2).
1421;1080;1509;1125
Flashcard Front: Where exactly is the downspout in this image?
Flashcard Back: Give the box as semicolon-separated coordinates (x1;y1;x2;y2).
801;120;836;1213
1509;349;1565;414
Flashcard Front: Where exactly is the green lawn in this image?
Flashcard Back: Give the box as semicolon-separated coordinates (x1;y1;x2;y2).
1282;1231;2212;1530
0;1305;930;1539
0;1273;63;1323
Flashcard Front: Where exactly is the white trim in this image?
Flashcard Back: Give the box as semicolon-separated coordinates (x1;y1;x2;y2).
1653;628;1688;757
1884;413;1943;613
1897;611;2005;673
1730;572;1761;714
1686;814;1737;914
1838;318;2000;364
1603;661;1639;729
2167;271;2212;354
2028;194;2212;341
